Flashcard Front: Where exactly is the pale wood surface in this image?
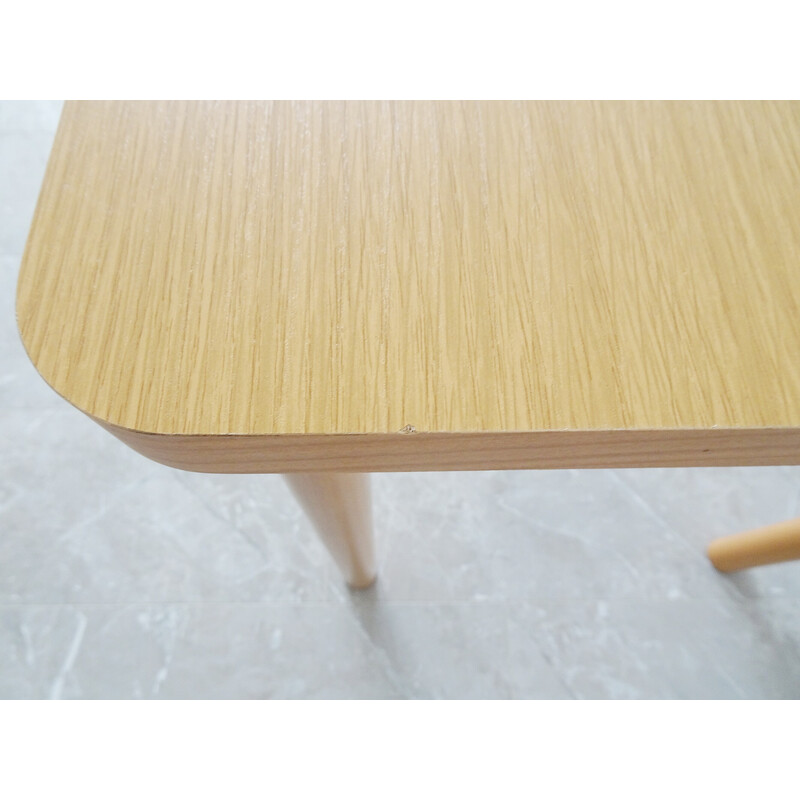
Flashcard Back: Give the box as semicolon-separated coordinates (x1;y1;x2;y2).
16;101;800;470
97;423;800;473
284;473;375;587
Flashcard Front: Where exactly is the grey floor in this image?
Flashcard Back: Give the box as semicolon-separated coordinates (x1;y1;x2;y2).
2;101;800;700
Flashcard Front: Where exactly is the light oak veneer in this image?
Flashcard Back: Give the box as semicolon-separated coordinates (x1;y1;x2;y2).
16;101;800;472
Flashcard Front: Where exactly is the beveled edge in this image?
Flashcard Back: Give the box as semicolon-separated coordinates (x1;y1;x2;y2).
94;416;800;473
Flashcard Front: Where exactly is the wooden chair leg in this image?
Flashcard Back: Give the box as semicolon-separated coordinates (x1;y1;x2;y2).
707;517;800;572
284;473;376;588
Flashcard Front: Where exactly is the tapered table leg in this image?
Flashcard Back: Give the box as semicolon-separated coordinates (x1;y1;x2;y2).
707;517;800;572
284;473;376;588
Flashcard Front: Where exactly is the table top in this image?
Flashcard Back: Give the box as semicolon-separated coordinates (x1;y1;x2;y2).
16;101;800;472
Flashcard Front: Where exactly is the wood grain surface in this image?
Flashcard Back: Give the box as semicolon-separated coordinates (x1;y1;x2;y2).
16;101;800;471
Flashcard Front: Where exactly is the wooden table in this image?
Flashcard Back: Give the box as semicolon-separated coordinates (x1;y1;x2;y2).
17;101;800;586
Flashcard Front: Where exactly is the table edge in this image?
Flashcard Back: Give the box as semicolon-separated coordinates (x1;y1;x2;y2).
17;321;800;472
95;416;800;473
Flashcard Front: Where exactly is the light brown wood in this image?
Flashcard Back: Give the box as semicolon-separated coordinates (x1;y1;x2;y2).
17;101;800;472
284;473;375;588
707;517;800;572
96;419;800;473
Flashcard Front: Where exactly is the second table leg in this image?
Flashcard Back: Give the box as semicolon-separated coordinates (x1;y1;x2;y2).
707;517;800;572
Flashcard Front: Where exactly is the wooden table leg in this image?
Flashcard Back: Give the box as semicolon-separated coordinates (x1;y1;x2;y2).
707;517;800;572
284;473;376;588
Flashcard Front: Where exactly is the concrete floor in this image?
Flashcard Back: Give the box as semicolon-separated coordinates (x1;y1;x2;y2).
2;101;799;699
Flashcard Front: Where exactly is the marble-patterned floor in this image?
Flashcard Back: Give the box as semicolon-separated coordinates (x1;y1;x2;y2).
2;101;799;699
